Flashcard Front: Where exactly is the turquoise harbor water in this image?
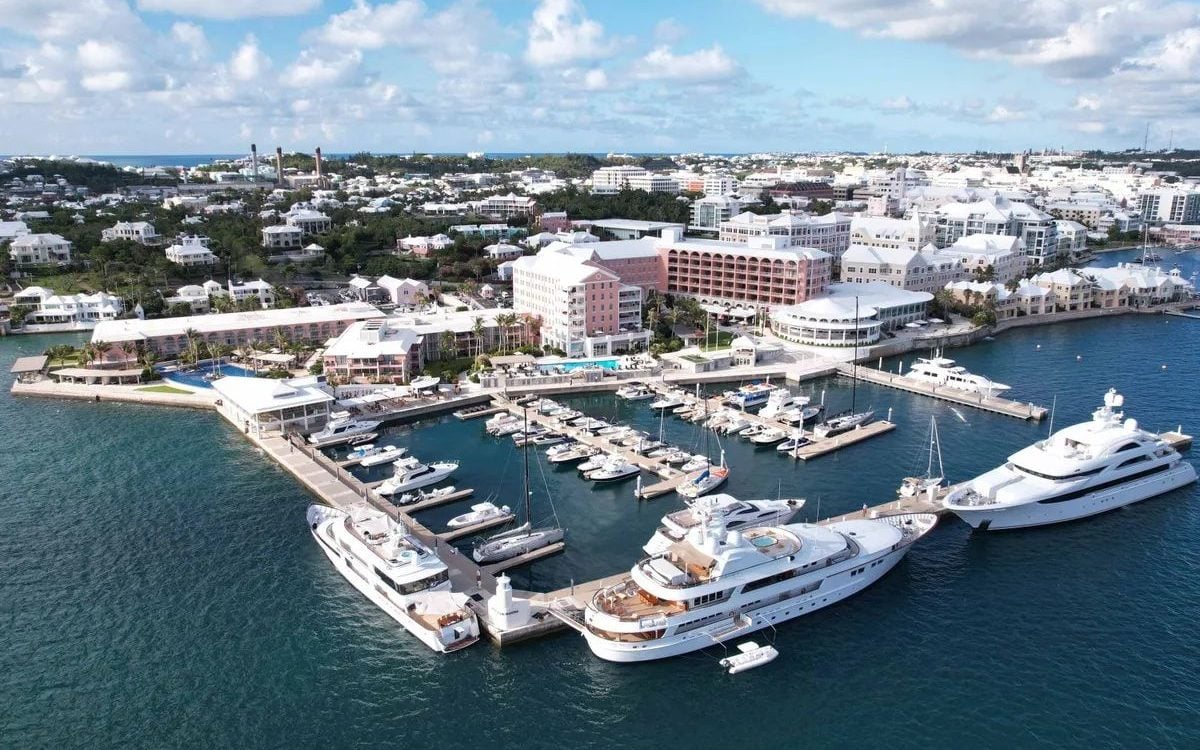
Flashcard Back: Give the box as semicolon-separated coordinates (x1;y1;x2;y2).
3;248;1200;749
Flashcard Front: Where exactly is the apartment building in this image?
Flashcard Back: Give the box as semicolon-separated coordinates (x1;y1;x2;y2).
848;214;937;251
1054;220;1088;259
1138;188;1200;225
690;195;745;231
703;173;738;196
512;250;649;357
590;165;679;194
229;279;275;309
718;211;852;259
262;224;305;249
396;234;453;256
12;287;123;330
839;244;964;293
8;233;72;266
546;239;663;292
934;195;1059;264
937;234;1027;283
284;209;333;235
471;193;537;219
1046;201;1105;229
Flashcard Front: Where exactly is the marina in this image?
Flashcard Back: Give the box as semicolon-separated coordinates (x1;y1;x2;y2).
844;362;1049;420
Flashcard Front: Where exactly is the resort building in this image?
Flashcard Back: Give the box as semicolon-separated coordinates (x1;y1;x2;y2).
512;250;649;357
397;234;453;256
164;235;218;266
848;214;936;251
212;376;334;438
472;193;537;219
485;243;525;260
1031;269;1095;311
546;239;663;292
656;228;832;309
376;276;430;307
944;280;1052;318
12;287;124;331
262;224;305;249
934;196;1058;264
1078;263;1195;306
448;223;519;239
8;233;72;266
768;282;932;348
937;234;1027;283
839;244;965;293
1054;220;1089;260
583;219;685;241
690;195;746;231
1138;188;1200;225
590;166;679;194
1046;201;1105;229
90;302;383;358
101;221;161;245
717;211;852;259
1158;224;1200;246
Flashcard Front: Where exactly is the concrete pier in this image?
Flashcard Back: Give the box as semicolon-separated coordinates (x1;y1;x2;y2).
843;364;1048;421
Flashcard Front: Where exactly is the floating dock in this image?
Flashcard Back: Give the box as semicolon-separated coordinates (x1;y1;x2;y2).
842;364;1048;421
787;420;897;460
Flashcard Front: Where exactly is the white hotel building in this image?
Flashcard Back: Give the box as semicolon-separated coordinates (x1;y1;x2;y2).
718;211;852;259
590;166;679;195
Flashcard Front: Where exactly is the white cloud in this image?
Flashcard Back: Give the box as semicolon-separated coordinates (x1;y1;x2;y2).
77;40;131;71
984;104;1026;123
635;45;740;83
880;95;915;112
526;0;615;67
137;0;321;20
319;0;425;49
583;68;608;90
230;35;270;81
0;0;143;41
1074;121;1106;133
1074;94;1101;110
170;22;209;62
281;49;363;88
81;70;133;92
653;18;687;44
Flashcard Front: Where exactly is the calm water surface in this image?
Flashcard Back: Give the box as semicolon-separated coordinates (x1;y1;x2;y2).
3;251;1199;750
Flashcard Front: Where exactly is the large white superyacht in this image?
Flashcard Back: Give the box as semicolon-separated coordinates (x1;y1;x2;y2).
306;503;480;653
552;511;937;662
905;354;1010;397
943;389;1196;530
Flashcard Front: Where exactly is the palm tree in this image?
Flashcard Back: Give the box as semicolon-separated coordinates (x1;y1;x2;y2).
272;327;289;352
495;312;517;353
88;340;109;366
120;341;135;367
519;313;541;350
183;327;201;365
472;316;485;358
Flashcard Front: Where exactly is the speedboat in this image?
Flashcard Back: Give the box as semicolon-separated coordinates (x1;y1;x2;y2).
549;444;600;465
642;493;806;555
530;432;568;447
724;382;777;410
596;424;627;436
719;416;751;435
649;391;686;411
632;440;667;455
781;404;824;425
308;411;383;446
905;354;1010;397
376;457;459;496
813;410;875;439
739;424;765;439
473;522;565;564
447;502;513;529
395;485;459;506
680;454;709;472
661;450;692;466
616;383;655;401
586;457;642;483
750;428;788;446
620;431;651;447
558;512;938;662
646;445;678;458
943;389;1197;530
359;445;408;467
757;390;807;420
306;503;479;653
776;434;810;452
577;453;610;474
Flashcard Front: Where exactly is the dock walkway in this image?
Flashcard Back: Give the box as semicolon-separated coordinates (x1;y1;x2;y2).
842;364;1048;421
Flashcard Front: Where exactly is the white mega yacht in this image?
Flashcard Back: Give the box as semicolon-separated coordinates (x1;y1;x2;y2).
643;494;806;555
555;511;937;662
307;411;383;446
376;457;458;496
306;503;480;653
905;354;1010;397
943;389;1196;530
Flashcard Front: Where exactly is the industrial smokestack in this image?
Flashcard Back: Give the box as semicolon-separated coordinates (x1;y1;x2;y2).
275;146;283;186
315;146;323;185
250;143;258;185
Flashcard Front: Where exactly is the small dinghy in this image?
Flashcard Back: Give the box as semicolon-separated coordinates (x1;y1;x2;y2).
719;641;779;674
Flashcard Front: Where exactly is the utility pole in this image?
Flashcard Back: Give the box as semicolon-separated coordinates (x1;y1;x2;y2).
1143;122;1150;152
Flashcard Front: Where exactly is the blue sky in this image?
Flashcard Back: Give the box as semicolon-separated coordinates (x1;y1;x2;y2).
2;0;1198;154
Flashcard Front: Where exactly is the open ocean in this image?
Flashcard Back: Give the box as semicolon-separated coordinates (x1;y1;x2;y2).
2;247;1199;749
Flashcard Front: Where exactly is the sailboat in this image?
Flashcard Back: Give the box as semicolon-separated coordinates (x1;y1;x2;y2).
814;296;875;439
898;416;945;498
472;406;565;564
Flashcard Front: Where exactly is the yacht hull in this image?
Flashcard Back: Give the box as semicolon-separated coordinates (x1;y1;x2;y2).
947;462;1197;530
306;506;478;653
581;543;914;662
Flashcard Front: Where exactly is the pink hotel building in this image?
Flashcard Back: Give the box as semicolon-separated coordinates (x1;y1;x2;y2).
513;228;832;353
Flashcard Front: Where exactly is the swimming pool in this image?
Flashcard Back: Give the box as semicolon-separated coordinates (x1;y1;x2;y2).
538;357;620;373
159;362;258;389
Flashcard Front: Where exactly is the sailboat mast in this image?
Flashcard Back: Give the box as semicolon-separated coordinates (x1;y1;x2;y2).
851;296;859;413
522;404;531;523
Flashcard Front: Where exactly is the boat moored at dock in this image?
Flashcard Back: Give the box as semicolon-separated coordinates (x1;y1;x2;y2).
905;354;1010;397
307;411;383;446
643;493;805;555
306;503;479;653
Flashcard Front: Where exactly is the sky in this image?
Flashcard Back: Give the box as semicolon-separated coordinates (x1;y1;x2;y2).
2;0;1199;155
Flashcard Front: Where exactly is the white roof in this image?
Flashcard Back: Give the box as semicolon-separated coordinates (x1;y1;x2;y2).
660;236;831;263
587;219;683;231
91;302;382;342
263;224;303;234
515;251;619;285
826;281;934;309
211;376;333;414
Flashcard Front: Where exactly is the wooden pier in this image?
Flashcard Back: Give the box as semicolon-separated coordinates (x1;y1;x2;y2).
437;513;513;542
788;420;897;460
842;364;1048;421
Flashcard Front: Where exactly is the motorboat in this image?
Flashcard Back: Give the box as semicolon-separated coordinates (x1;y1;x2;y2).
813;410;875;439
904;354;1010;397
680;454;710;472
750;428;789;446
556;511;938;661
577;453;611;474
646;445;679;458
511;428;549;447
473;522;565;564
649;391;686;411
776;434;810;452
308;411;383;446
718;416;751;435
720;642;779;674
605;427;634;444
596;424;627;436
631;439;667;455
447;502;513;529
757;390;807;420
943;389;1197;530
485;412;518;431
616;383;655;401
534;398;561;414
586;457;642;483
530;432;568;447
705;410;733;430
395;485;459;506
306;503;480;653
376;457;459;496
359;445;408;468
642;493;805;555
548;444;600;465
780;404;824;425
898;417;946;498
620;431;651;447
724;382;778;410
661;450;692;466
554;409;582;423
739;424;765;439
490;420;525;437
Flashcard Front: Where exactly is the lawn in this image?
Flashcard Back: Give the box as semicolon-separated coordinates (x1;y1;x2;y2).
137;384;193;395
